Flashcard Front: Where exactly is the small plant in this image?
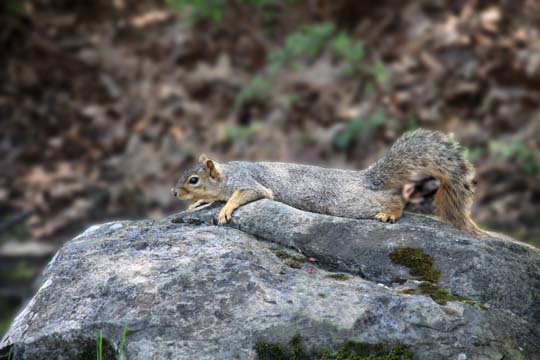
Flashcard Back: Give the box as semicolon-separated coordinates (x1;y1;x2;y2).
223;121;264;143
489;140;540;175
464;147;483;163
236;22;386;106
7;347;12;360
97;330;104;360
166;0;283;23
330;32;365;76
256;334;412;360
117;321;129;359
283;23;335;59
166;0;227;22
235;76;272;105
332;109;387;150
95;321;129;360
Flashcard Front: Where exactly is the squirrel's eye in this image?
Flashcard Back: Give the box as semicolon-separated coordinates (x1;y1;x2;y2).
189;176;199;185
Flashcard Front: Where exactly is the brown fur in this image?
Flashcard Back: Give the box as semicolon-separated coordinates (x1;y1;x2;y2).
365;129;484;234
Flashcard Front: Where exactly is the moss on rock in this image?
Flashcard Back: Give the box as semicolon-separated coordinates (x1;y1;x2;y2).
255;334;412;360
326;274;351;281
389;247;485;308
401;281;484;308
389;247;440;283
256;334;307;360
274;249;307;269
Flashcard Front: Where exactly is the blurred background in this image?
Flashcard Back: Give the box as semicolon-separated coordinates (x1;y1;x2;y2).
1;0;540;338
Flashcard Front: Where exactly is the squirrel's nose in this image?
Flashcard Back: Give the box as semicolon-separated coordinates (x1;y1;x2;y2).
171;187;177;197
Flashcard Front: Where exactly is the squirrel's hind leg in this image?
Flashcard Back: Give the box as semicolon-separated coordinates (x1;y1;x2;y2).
374;196;404;223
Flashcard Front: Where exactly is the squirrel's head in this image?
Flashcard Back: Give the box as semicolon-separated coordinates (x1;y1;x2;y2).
172;154;222;201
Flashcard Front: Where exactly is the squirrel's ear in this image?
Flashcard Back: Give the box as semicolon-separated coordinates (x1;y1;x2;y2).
203;159;220;180
199;153;208;163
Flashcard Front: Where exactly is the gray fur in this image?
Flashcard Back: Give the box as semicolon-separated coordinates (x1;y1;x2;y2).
217;162;396;219
177;129;477;231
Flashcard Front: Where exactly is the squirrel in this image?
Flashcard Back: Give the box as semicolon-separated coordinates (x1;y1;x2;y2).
172;129;483;235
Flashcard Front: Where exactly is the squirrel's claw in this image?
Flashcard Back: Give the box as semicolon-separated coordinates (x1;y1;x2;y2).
218;205;234;225
375;212;398;223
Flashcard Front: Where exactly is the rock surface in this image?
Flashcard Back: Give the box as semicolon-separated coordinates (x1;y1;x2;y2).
1;200;540;359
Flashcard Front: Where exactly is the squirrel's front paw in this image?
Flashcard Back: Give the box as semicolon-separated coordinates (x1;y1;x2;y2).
218;205;234;224
188;200;209;210
375;212;399;223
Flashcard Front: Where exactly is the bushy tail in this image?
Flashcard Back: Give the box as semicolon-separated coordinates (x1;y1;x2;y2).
366;129;483;234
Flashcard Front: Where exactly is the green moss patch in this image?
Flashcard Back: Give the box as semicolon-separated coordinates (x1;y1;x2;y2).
255;334;412;360
317;341;412;360
326;274;351;281
256;334;306;360
401;281;484;308
389;247;440;283
274;249;307;269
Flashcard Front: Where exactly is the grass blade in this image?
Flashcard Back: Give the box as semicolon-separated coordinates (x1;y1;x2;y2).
117;321;129;360
96;330;103;360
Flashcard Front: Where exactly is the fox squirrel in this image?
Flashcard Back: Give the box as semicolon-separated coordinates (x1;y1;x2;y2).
172;129;483;235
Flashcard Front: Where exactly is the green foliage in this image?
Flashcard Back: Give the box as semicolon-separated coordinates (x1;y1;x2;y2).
0;297;18;340
166;0;224;22
284;23;335;58
527;234;540;249
235;76;272;105
256;334;308;360
404;119;419;132
330;33;365;76
464;147;484;163
267;22;372;76
388;247;440;283
1;0;24;15
223;121;264;143
332;109;386;150
167;0;283;23
489;140;540;175
255;335;412;360
256;341;288;360
366;61;389;86
237;22;385;105
117;321;129;360
95;322;129;360
317;341;411;360
97;330;104;360
7;347;12;360
4;261;37;282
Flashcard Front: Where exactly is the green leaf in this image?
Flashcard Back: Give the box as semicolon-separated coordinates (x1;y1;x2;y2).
333;110;387;150
235;75;272;105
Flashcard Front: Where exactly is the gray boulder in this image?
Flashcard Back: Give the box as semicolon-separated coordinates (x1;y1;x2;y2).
1;200;539;359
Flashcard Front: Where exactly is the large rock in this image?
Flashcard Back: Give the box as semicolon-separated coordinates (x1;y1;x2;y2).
1;200;539;359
